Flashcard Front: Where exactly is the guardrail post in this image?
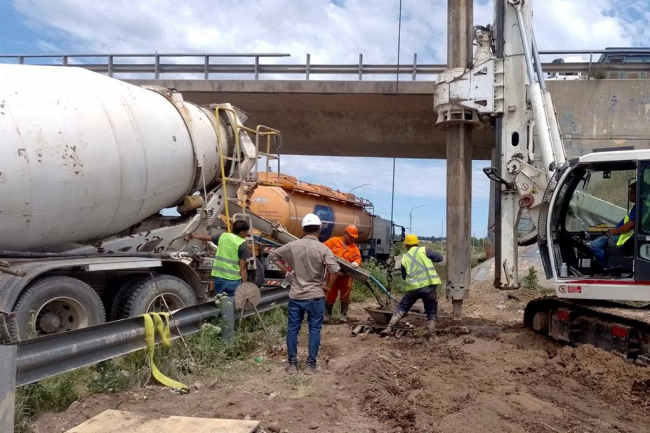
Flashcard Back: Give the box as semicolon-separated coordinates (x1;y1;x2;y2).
108;55;114;77
412;53;417;81
220;296;235;340
254;56;260;80
18;56;24;65
0;345;16;433
588;52;593;79
62;55;68;67
358;53;363;81
154;54;160;79
204;55;210;80
306;53;310;81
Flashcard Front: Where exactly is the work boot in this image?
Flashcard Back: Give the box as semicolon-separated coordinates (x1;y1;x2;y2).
426;320;437;337
324;303;334;324
339;302;350;323
380;311;404;336
286;364;298;375
304;365;322;375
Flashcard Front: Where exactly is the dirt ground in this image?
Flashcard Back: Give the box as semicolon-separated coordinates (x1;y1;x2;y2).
32;282;650;433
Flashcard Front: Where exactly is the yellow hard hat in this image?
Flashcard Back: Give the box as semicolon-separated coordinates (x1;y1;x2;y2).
404;234;419;246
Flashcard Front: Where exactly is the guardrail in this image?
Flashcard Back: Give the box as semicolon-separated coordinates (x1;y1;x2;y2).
1;49;649;80
1;285;289;432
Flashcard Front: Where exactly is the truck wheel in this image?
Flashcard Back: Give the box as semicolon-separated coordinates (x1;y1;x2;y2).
12;276;106;339
118;274;197;319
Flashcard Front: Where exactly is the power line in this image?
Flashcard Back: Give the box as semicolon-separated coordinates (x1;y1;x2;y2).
389;0;403;241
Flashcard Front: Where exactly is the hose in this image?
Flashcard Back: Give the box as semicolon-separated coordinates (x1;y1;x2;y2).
141;312;189;394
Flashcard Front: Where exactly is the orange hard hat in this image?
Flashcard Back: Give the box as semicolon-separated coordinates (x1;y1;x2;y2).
345;225;359;238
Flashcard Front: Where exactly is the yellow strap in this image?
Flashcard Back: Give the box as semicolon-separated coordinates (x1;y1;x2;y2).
141;312;189;394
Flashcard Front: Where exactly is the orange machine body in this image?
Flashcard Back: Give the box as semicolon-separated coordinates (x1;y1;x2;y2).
247;173;373;243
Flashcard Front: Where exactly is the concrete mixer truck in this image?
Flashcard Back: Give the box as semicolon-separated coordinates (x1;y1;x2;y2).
0;64;291;340
0;65;392;340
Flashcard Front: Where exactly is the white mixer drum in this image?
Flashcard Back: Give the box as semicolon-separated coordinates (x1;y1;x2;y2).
0;64;221;250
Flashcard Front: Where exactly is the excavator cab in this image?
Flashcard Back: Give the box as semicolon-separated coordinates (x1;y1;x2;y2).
538;151;650;302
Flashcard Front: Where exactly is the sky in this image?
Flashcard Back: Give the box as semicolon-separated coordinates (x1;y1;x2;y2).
2;0;649;237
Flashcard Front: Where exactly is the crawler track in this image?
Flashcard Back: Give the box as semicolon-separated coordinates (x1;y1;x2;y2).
524;296;650;363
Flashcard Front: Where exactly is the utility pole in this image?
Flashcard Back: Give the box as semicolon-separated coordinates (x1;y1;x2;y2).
409;205;426;235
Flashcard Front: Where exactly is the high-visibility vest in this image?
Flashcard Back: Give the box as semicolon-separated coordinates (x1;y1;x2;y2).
401;247;441;291
212;233;245;280
616;209;635;247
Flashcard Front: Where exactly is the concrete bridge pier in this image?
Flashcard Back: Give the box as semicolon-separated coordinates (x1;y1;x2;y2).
445;0;474;320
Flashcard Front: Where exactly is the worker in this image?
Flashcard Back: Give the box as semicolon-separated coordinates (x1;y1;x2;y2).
269;213;341;375
191;219;250;296
323;225;362;324
589;182;636;268
381;234;443;337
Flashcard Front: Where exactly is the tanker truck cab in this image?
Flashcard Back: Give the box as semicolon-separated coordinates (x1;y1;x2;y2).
539;150;650;302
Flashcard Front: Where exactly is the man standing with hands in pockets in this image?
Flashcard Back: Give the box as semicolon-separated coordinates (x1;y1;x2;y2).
269;213;341;375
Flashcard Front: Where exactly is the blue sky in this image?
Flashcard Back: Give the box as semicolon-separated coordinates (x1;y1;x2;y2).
2;0;649;237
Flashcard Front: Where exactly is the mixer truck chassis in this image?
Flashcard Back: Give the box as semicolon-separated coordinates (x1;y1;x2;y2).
0;256;207;340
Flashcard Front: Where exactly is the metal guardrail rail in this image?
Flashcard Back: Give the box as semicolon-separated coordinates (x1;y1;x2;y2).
13;285;289;386
1;49;649;80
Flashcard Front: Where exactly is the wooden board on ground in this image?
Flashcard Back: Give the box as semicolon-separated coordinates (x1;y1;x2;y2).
67;410;260;433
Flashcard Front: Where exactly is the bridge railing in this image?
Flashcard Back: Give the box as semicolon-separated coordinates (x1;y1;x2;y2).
0;49;649;80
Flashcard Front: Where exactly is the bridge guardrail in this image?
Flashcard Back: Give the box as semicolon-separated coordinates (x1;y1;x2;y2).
1;49;649;80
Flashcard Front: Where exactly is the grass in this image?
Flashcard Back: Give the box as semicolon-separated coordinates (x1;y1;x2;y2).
285;375;317;398
14;307;288;432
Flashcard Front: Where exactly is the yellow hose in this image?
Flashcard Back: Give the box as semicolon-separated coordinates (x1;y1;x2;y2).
141;312;189;394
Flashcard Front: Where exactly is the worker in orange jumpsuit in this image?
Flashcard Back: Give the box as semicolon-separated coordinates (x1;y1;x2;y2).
324;225;362;323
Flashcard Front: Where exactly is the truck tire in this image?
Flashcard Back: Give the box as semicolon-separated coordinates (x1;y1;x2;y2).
117;274;197;319
12;276;106;339
108;277;146;321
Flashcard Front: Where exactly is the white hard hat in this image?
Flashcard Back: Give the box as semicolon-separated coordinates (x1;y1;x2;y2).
301;213;322;227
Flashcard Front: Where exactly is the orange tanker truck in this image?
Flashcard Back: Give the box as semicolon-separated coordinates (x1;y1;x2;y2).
246;173;395;261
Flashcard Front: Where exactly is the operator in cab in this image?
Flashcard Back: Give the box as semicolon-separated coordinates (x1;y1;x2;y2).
323;225;362;324
381;234;443;337
589;182;636;269
191;220;251;296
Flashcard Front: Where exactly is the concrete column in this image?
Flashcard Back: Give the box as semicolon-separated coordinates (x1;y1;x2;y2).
446;0;473;320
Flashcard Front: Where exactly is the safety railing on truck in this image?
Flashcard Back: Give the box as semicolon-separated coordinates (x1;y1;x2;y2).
1;49;649;80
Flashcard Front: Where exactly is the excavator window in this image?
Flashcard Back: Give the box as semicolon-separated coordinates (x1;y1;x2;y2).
640;166;650;234
555;162;637;277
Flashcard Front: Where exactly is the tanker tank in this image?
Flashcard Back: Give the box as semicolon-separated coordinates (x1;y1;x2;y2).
247;173;373;242
0;64;230;250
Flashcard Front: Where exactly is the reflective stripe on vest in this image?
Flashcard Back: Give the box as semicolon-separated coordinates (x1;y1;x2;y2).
401;247;441;291
212;233;246;280
616;211;634;247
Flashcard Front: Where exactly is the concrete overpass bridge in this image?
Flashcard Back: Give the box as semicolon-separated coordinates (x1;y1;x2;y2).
128;78;650;160
3;50;650;160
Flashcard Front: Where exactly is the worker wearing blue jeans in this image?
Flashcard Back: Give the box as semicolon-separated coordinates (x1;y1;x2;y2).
269;213;340;375
286;298;325;368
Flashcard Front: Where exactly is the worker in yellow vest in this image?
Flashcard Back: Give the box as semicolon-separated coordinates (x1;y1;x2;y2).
192;220;251;296
382;234;443;337
589;182;636;269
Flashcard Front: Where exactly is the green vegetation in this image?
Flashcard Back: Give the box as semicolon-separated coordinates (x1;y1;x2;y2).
521;267;539;290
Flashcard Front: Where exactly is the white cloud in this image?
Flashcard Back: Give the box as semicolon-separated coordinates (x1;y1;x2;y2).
14;0;648;64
